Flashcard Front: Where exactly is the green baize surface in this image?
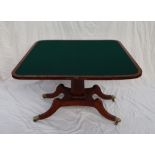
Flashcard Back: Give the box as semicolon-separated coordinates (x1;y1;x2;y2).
15;40;138;76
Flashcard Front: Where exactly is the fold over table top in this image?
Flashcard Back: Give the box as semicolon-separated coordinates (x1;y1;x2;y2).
12;40;142;80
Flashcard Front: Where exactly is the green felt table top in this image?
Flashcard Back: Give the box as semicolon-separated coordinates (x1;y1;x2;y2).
12;40;142;80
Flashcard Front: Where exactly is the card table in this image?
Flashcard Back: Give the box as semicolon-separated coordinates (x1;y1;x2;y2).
12;40;142;125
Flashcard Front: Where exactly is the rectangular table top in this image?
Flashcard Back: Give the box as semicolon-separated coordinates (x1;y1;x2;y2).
12;40;142;80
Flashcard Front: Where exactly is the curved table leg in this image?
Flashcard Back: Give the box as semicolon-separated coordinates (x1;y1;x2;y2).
33;98;60;122
42;84;65;98
94;98;121;125
93;85;116;102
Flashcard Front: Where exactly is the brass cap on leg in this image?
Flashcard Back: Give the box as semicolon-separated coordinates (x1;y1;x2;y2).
114;117;121;125
42;94;47;98
33;115;40;122
112;95;116;102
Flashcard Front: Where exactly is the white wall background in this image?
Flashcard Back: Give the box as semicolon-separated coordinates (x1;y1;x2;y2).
0;22;155;133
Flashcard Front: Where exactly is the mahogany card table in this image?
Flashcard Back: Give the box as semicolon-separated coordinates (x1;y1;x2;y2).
12;40;142;125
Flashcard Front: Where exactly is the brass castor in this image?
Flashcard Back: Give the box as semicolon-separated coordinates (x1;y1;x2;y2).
114;117;121;125
112;95;116;102
42;94;47;98
33;115;40;122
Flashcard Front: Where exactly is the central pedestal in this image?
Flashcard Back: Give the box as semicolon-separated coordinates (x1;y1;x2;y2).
71;79;85;96
33;79;121;125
